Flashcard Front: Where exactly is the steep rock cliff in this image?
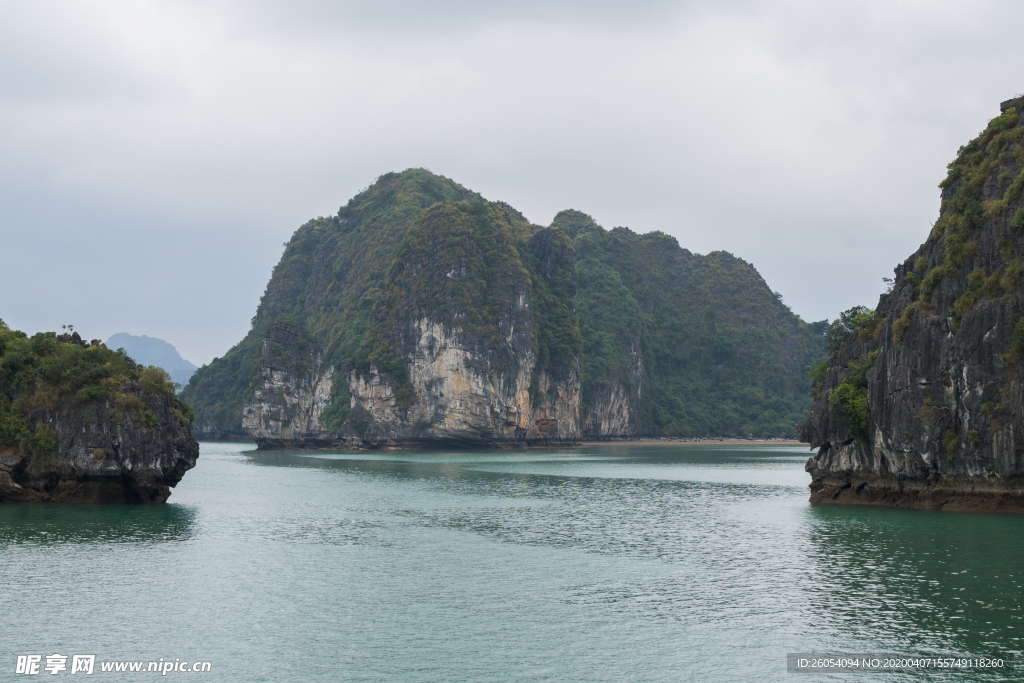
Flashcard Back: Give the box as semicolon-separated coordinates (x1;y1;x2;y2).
242;321;339;448
243;204;583;447
0;325;198;503
800;97;1024;512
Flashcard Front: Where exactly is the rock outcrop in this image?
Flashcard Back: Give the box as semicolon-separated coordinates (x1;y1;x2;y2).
800;96;1024;512
0;325;199;503
0;384;198;503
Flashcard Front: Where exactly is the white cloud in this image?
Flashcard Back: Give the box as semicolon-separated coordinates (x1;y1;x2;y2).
0;0;1021;363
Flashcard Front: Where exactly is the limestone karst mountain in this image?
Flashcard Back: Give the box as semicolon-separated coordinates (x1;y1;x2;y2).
182;169;825;447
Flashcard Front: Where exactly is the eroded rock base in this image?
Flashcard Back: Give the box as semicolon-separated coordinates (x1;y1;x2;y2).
809;472;1024;513
0;471;172;504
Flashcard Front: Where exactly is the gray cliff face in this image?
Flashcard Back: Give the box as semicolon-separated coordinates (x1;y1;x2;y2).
243;227;624;449
344;320;583;446
583;335;643;438
800;97;1024;512
242;321;340;448
0;382;199;503
244;328;585;450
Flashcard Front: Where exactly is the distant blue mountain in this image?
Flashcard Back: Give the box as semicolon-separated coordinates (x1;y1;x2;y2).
106;333;198;387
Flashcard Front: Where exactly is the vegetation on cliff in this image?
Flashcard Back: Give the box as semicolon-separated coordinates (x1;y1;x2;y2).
0;319;189;456
355;200;535;407
184;169;826;439
354;201;583;410
819;98;1024;407
897;104;1024;324
554;210;826;436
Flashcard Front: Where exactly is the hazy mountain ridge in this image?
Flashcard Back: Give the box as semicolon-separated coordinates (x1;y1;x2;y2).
182;169;825;446
107;333;198;388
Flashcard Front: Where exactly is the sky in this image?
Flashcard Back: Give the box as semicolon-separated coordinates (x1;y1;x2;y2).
1;0;1021;366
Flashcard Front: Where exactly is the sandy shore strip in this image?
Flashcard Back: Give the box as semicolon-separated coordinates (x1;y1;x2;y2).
574;438;806;448
224;437;811;451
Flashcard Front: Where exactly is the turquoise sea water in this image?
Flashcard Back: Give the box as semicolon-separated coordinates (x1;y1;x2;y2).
1;442;1022;682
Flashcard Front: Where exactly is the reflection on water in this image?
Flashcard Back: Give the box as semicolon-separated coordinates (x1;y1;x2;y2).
246;444;812;487
2;441;1021;682
805;504;1024;658
0;503;197;545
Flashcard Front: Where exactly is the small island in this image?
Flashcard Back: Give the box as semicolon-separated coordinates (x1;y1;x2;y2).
0;320;199;503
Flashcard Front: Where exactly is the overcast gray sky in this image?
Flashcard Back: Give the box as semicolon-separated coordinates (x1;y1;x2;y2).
0;0;1020;365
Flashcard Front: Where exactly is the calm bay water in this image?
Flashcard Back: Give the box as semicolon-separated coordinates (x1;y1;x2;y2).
1;442;1022;681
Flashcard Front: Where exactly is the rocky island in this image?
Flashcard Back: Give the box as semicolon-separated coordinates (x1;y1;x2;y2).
183;170;826;448
800;96;1024;512
0;321;199;503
